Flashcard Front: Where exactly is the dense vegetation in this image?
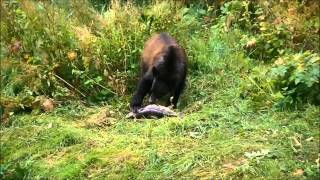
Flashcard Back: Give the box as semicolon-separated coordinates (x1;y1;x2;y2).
1;0;319;179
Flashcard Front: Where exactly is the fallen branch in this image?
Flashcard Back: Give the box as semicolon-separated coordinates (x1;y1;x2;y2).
52;73;86;98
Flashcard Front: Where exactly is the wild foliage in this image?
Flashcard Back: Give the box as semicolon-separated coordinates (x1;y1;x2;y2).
1;0;318;112
270;52;320;108
1;0;207;110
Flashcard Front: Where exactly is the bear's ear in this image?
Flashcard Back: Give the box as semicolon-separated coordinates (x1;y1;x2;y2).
164;45;176;64
152;66;159;76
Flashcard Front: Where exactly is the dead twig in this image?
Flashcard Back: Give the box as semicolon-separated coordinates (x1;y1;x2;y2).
52;73;86;98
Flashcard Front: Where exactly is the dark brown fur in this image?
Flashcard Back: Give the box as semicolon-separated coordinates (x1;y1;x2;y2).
131;33;187;112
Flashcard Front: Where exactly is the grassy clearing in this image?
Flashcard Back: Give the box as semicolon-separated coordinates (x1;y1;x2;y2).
1;97;319;179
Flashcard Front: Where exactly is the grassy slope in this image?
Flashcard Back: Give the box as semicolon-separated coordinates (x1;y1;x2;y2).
1;2;319;179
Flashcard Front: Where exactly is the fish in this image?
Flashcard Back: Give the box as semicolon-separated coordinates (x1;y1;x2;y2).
126;104;178;119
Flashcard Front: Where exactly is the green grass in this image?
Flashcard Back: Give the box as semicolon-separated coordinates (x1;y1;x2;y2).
1;85;319;179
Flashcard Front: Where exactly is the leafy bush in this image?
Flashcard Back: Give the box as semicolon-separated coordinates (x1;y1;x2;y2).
1;0;319;113
220;0;261;31
240;24;290;61
1;0;207;113
269;52;320;108
240;66;275;109
241;51;320;110
239;0;319;61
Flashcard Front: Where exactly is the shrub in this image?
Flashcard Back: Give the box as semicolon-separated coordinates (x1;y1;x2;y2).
0;0;207;113
269;52;320;108
2;0;318;113
239;0;319;61
241;51;320;110
240;66;275;109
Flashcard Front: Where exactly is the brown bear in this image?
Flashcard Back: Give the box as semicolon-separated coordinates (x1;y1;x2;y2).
131;32;187;113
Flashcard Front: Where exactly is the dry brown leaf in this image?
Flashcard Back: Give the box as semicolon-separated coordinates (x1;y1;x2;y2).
292;169;304;176
67;51;77;61
223;163;236;170
10;40;22;54
246;39;257;48
235;157;248;165
1;112;10;126
42;98;55;112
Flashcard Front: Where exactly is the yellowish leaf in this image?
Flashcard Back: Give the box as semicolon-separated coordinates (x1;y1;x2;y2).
292;169;304;176
67;51;77;61
223;163;236;170
246;39;257;48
